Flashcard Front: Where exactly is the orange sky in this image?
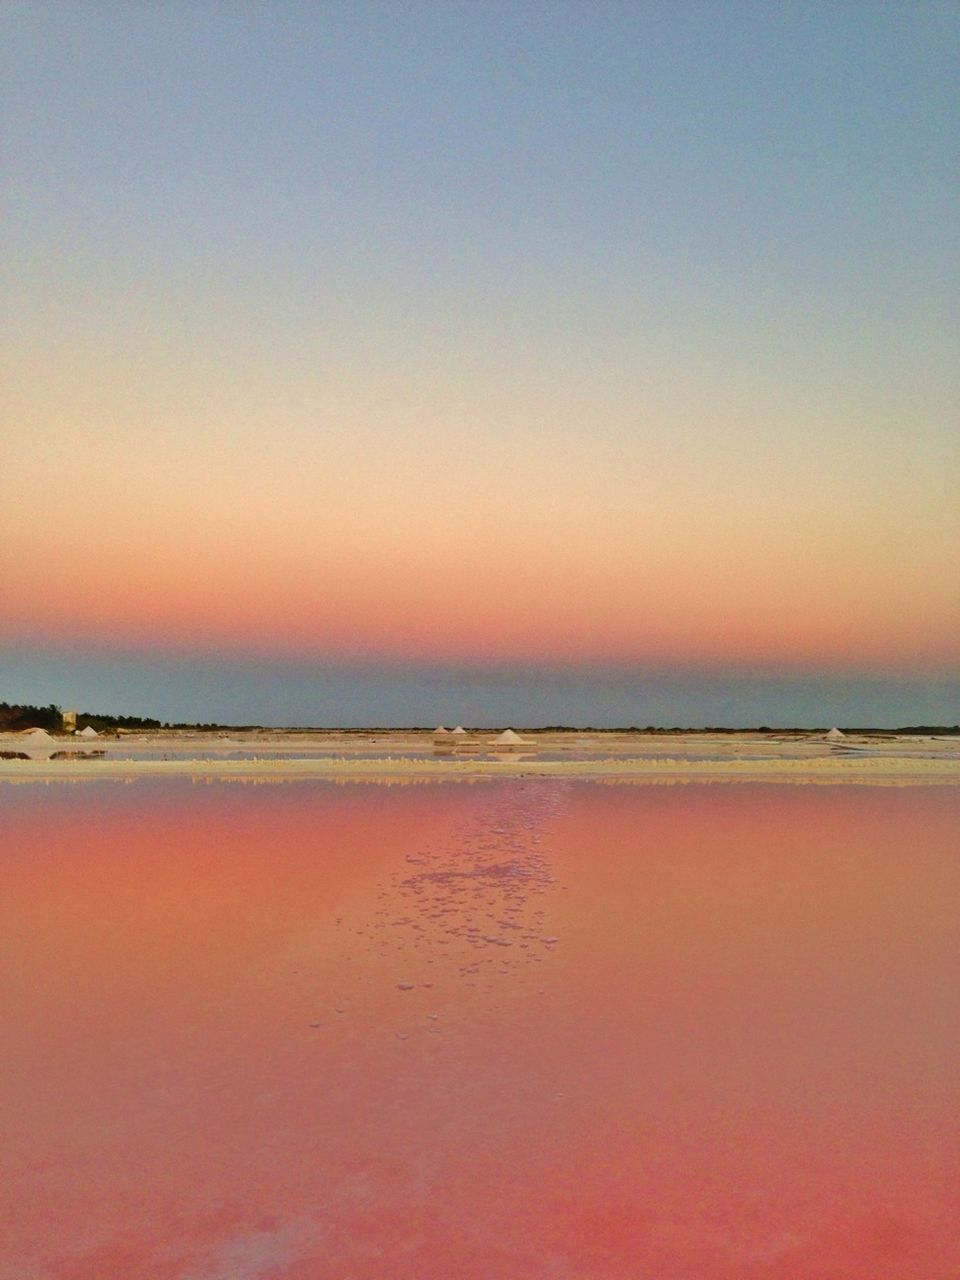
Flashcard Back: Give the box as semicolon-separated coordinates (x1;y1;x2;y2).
3;479;957;670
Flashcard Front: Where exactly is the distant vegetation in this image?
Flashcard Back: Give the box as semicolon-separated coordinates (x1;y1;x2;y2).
77;711;164;731
527;724;959;735
0;702;64;732
164;722;263;731
2;702;956;735
0;701;269;733
0;702;163;732
847;725;959;736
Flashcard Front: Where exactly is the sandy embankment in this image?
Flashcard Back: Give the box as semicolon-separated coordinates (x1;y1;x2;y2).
0;730;957;785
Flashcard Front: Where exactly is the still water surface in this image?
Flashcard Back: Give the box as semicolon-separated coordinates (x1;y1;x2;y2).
2;779;958;1279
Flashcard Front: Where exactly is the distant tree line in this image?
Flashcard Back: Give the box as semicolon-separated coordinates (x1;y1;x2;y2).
0;702;267;733
163;722;263;731
0;702;64;731
530;724;959;735
847;724;959;736
0;702;163;732
77;711;163;731
532;725;816;734
3;702;956;735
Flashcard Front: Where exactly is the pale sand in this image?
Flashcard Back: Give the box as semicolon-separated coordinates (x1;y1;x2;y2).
0;730;957;785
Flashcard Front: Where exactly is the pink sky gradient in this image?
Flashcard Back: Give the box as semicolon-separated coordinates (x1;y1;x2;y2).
3;496;957;671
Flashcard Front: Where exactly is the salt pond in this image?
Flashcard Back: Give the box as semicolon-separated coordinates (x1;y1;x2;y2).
2;778;958;1278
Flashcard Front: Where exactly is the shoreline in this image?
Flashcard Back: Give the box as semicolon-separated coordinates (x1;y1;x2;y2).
2;729;957;787
2;754;958;786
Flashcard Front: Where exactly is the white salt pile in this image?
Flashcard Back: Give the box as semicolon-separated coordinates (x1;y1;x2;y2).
492;729;530;746
22;728;56;744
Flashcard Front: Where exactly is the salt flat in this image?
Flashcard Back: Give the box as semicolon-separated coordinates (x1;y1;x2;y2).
1;728;958;784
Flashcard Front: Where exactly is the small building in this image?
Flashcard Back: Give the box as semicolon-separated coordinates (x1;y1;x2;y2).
62;709;78;733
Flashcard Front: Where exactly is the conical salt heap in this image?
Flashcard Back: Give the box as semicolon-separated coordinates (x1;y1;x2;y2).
22;728;56;744
491;728;532;748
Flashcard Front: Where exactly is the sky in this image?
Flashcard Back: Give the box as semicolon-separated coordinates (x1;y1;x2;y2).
2;1;958;726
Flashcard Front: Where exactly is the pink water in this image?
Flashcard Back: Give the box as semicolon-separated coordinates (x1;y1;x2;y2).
1;779;958;1279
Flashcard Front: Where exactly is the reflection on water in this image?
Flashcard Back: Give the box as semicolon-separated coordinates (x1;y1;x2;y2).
378;784;561;994
1;779;958;1279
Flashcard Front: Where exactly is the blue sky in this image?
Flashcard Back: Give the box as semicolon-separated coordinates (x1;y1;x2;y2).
3;651;957;728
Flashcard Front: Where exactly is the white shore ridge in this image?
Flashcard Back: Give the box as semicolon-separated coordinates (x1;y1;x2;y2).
1;729;957;785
